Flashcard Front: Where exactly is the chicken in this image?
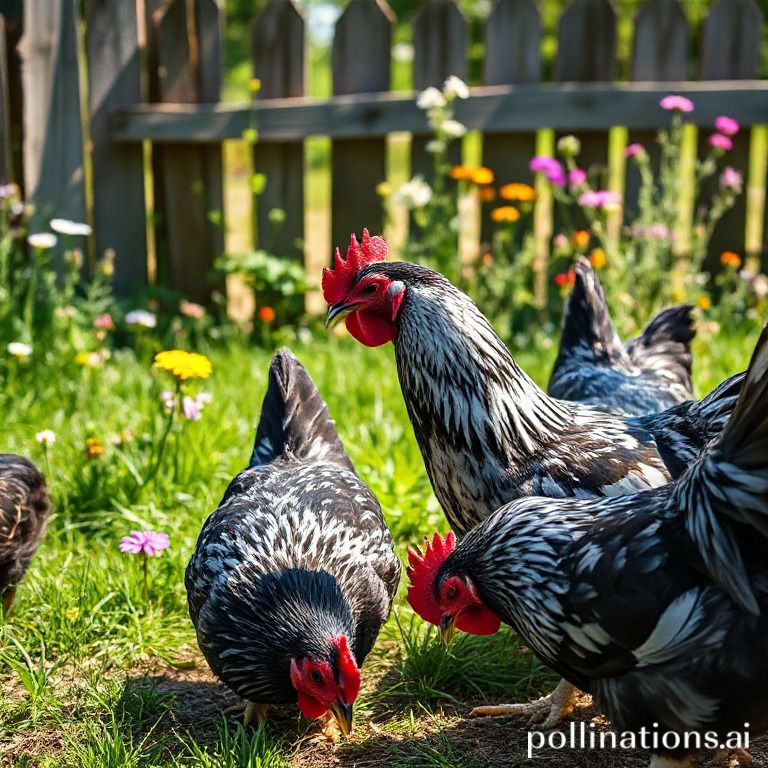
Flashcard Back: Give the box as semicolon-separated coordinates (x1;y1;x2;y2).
185;349;400;736
406;321;768;768
0;454;50;613
549;258;695;415
323;230;741;727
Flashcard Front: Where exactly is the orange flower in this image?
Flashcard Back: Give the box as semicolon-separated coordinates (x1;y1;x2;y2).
471;167;494;185
720;251;741;268
490;206;521;223
500;183;537;202
86;437;105;459
258;306;276;323
450;165;474;181
480;187;497;202
590;248;607;269
572;230;590;248
697;295;712;310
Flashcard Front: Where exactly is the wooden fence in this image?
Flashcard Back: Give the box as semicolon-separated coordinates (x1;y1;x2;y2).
1;0;767;305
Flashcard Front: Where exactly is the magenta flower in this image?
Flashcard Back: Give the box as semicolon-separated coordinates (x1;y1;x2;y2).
625;143;646;158
715;116;739;136
569;168;587;186
119;530;170;557
660;95;694;113
578;190;622;209
720;166;743;193
529;156;565;186
709;134;733;151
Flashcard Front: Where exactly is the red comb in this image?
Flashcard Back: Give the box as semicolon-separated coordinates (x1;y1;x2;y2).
334;635;361;704
322;228;389;305
405;531;456;625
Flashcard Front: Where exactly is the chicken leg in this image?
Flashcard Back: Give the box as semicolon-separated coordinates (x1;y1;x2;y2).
469;679;577;730
222;701;268;726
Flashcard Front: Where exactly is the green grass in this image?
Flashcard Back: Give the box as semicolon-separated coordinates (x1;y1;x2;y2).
0;326;760;767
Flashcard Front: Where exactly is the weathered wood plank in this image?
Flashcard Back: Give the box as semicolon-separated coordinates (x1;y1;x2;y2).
20;0;86;237
251;0;305;261
411;0;467;177
481;0;540;243
112;83;768;143
700;0;764;262
86;0;147;294
0;17;13;183
331;0;393;250
2;0;23;187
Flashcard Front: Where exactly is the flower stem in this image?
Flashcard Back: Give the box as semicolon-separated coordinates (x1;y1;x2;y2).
144;379;180;490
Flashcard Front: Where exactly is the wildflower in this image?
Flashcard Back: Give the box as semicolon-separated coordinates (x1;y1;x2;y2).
160;390;177;413
182;395;202;421
500;183;536;202
396;176;433;209
258;306;276;323
75;350;105;368
568;169;587;187
715;116;739;136
7;341;32;358
27;232;58;250
35;430;56;446
557;135;581;157
100;249;116;277
442;119;467;139
94;313;114;330
443;75;469;100
154;350;213;381
65;607;80;621
529;156;565;186
625;143;646;158
50;218;92;236
248;78;262;93
708;134;732;151
426;139;446;154
554;271;575;287
376;181;393;197
659;94;694;112
392;42;414;63
647;224;671;241
573;230;590;248
180;300;206;320
85;437;105;459
119;530;170;557
590;248;607;269
720;251;742;269
753;274;768;299
490;206;520;223
125;309;157;329
416;87;446;110
471;167;494;185
479;187;496;202
553;233;569;249
0;183;18;198
720;167;743;193
578;190;622;210
109;428;135;446
450;165;473;181
697;295;712;310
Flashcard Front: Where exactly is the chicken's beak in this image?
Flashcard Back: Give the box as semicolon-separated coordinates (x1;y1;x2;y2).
328;701;354;736
325;301;361;329
439;614;457;646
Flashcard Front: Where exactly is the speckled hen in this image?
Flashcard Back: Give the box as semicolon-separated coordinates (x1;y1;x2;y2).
0;454;50;613
549;258;695;415
408;322;768;768
185;349;400;735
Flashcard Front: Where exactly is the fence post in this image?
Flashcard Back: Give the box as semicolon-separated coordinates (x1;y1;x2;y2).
86;0;147;294
19;0;86;241
700;0;764;266
251;0;305;264
150;0;224;305
0;17;12;183
331;0;393;251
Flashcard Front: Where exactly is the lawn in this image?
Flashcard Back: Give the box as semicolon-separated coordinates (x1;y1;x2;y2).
0;323;762;768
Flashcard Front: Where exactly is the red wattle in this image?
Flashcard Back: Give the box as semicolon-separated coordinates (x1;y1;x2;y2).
456;605;502;635
346;310;396;347
296;691;328;720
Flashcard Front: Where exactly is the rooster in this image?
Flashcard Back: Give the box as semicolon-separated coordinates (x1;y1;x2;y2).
0;454;50;613
549;258;695;415
406;322;768;768
186;349;400;736
323;230;742;725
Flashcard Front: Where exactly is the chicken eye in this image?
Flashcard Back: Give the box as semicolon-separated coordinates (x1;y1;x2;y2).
310;670;323;684
444;584;457;601
362;283;378;294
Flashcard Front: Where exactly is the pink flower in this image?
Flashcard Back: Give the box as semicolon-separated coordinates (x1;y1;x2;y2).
160;390;177;413
94;313;114;331
180;300;206;320
709;133;733;151
578;190;622;209
183;395;202;421
119;530;170;557
660;95;694;113
568;169;587;187
715;116;739;136
529;156;565;186
625;143;646;158
720;166;743;193
553;233;569;248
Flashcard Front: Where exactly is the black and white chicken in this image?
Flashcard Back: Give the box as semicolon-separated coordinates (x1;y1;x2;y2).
407;321;768;768
549;258;695;415
185;349;400;736
0;454;50;613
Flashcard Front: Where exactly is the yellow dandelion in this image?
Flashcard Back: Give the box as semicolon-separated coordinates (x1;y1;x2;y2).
471;167;495;185
490;206;521;223
697;295;712;310
590;248;607;269
249;78;262;93
500;183;537;202
154;350;213;381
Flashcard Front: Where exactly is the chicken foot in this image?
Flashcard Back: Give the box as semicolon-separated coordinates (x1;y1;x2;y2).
221;701;268;726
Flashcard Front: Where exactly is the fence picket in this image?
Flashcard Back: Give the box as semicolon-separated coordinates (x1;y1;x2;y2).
252;0;305;264
0;17;12;183
331;0;393;250
86;0;147;292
